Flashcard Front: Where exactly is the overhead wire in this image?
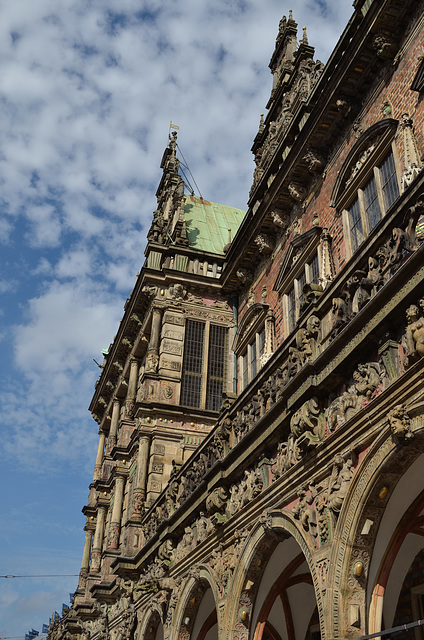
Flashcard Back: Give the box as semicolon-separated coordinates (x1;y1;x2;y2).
176;142;203;199
1;574;79;578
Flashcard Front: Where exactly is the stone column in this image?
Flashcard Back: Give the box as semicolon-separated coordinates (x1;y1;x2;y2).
107;475;126;550
93;430;106;481
81;528;93;572
145;307;163;373
77;524;94;591
108;399;120;447
131;435;151;517
125;359;139;418
90;505;107;573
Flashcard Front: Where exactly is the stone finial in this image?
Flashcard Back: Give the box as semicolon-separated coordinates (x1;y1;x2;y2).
302;26;308;45
223;229;232;254
258;113;265;135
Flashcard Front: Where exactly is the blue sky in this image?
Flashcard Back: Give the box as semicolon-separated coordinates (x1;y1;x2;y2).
0;0;353;636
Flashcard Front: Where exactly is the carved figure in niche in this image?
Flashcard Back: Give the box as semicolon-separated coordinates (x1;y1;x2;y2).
302;283;323;309
228;483;243;516
290;396;323;450
327;362;384;429
366;256;385;292
336;98;352;118
206;486;228;515
271;209;290;229
145;352;159;373
325;454;354;515
247;289;255;307
255;233;275;255
373;31;397;59
388;404;413;440
271;435;300;480
292;485;317;538
168;283;186;302
401;163;422;192
176;526;194;561
346;270;374;315
132;492;143;516
269;365;286;405
125;399;135;419
303;149;323;173
288;182;307;202
233;408;247;441
353;362;382;399
158;539;175;567
404;303;424;368
236;268;253;286
195;512;214;543
142;285;158;299
214;417;232;459
289;316;320;371
164;478;179;518
330;295;350;339
148;210;165;244
288;329;308;377
243;467;263;502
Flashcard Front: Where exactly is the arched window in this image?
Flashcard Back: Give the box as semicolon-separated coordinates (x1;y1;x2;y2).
331;119;401;258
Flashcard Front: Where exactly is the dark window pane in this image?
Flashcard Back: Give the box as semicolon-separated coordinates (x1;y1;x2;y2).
206;324;227;411
249;339;257;379
380;151;399;210
363;175;381;230
242;352;248;389
298;270;306;311
309;253;320;285
258;328;265;357
181;320;205;408
349;198;364;250
287;286;296;332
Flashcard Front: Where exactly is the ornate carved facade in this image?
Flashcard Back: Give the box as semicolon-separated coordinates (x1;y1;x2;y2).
49;3;424;640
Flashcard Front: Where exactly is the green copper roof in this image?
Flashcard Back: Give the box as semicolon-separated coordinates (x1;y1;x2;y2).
183;194;246;255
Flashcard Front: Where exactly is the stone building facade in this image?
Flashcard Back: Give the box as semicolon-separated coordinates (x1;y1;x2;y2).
49;2;424;640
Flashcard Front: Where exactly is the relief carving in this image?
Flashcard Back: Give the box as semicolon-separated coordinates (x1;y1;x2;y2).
327;362;384;430
404;301;424;368
292;485;318;539
254;233;275;254
290;397;324;450
388;404;413;440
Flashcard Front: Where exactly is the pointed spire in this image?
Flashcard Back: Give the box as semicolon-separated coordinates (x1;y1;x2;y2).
259;113;265;135
223;229;232;254
302;26;308;45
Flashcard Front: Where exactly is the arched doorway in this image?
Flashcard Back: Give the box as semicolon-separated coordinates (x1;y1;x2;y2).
368;454;424;637
139;609;163;640
170;575;219;640
253;538;319;640
227;514;321;640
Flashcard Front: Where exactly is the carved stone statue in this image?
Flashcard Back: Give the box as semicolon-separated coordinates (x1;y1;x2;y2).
330;295;350;339
327;362;384;429
388;404;413;439
255;233;275;254
325;454;354;515
404;303;424;368
292;485;317;538
195;512;214;543
168;283;186;302
290;397;323;449
148;210;165;244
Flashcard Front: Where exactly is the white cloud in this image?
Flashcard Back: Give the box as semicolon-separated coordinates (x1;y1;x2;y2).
0;1;354;635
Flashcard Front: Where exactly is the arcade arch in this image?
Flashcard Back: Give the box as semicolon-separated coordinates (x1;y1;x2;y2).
226;514;321;640
332;410;424;640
